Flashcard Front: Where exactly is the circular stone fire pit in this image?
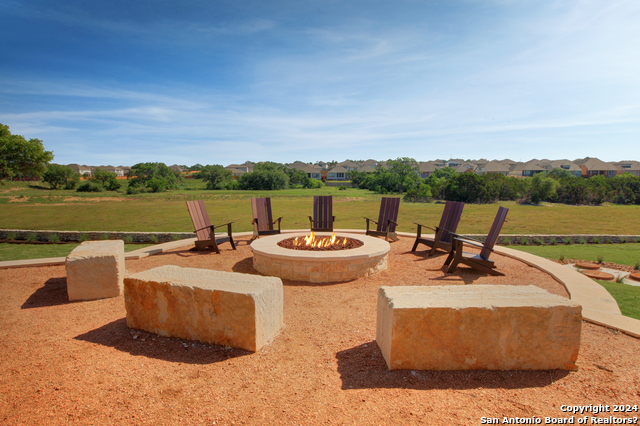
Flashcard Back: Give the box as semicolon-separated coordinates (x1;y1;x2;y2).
250;232;390;283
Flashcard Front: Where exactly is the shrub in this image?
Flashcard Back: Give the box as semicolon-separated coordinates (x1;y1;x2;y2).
616;274;625;284
100;233;109;240
604;237;613;244
149;235;158;244
92;169;121;191
533;237;543;245
42;164;80;190
339;185;347;191
559;254;565;262
619;236;627;243
521;237;529;245
597;255;604;264
171;234;180;241
122;235;133;244
634;261;640;270
48;233;60;243
593;237;602;244
78;233;88;242
126;186;141;194
26;232;37;242
578;237;586;244
502;237;511;245
6;231;16;241
77;181;103;192
549;237;557;245
566;238;573;245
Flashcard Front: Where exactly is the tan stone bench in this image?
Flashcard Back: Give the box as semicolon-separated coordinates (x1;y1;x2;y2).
124;265;283;352
376;285;582;370
66;240;125;301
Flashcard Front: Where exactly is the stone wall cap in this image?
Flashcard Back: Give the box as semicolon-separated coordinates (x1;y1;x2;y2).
380;285;582;310
126;265;282;295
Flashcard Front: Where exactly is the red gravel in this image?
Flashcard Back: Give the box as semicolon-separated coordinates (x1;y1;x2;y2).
1;236;639;425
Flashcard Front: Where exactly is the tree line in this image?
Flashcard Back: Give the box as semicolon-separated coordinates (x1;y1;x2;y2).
350;158;640;205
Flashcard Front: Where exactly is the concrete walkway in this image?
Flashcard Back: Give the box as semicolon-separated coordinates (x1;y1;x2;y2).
1;229;639;338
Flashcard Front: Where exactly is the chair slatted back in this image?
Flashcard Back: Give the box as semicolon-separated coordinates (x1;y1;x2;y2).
312;196;333;231
186;200;212;241
376;197;400;233
480;206;509;260
252;197;274;233
441;201;465;244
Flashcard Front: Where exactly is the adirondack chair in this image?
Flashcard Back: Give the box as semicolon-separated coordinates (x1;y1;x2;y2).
308;196;335;232
364;197;400;241
411;201;465;256
186;200;236;254
251;197;282;240
442;206;509;276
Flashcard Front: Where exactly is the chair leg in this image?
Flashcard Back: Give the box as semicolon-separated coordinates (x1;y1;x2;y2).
227;224;236;250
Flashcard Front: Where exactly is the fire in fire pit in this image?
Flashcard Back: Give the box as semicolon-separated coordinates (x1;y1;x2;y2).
277;232;364;251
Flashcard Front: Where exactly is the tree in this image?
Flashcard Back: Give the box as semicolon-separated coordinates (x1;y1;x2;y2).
387;157;419;194
127;162;178;193
198;165;233;190
0;123;54;182
525;173;558;204
42;164;79;190
444;173;492;203
238;162;290;190
92;169;121;191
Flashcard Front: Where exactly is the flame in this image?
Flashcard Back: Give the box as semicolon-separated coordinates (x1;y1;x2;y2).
294;231;346;249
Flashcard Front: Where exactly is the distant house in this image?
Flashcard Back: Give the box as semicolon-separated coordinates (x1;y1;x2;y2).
336;161;359;171
418;161;438;178
614;161;640;177
68;164;93;176
356;165;376;173
226;163;253;173
169;164;184;174
545;160;582;177
225;168;246;179
475;161;510;176
575;157;620;177
509;162;545;177
288;162;322;180
327;166;349;180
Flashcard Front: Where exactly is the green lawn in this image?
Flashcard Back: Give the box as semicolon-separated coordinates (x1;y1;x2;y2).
505;244;640;268
2;181;640;234
595;280;640;320
0;243;154;262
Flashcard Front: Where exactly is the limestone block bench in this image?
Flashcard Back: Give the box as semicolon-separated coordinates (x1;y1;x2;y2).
124;265;283;352
66;240;125;301
376;285;582;371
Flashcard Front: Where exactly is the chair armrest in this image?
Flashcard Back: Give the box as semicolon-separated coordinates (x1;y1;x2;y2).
414;223;436;232
387;219;398;226
452;236;492;251
272;217;283;225
364;217;378;225
212;222;234;229
449;232;483;244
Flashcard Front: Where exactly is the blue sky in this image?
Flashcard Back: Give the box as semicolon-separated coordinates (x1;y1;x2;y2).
1;0;639;166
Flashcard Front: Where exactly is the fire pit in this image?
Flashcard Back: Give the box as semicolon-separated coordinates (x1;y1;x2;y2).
251;232;390;283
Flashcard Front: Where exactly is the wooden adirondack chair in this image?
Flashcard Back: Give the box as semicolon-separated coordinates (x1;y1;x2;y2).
251;197;282;240
365;197;400;241
442;206;509;276
308;196;335;232
411;201;465;256
186;200;236;254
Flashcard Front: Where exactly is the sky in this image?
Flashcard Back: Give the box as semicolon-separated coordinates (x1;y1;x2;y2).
1;0;639;167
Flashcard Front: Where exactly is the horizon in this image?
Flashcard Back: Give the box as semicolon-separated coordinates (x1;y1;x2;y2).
1;1;639;165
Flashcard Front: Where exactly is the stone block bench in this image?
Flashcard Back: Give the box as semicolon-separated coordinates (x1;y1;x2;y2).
376;285;582;370
124;265;284;352
66;240;125;301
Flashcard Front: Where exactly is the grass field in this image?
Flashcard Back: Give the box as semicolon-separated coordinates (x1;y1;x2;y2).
505;244;640;268
595;280;640;320
0;243;154;262
2;181;640;234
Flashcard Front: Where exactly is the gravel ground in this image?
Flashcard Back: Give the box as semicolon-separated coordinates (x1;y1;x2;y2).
1;236;639;425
